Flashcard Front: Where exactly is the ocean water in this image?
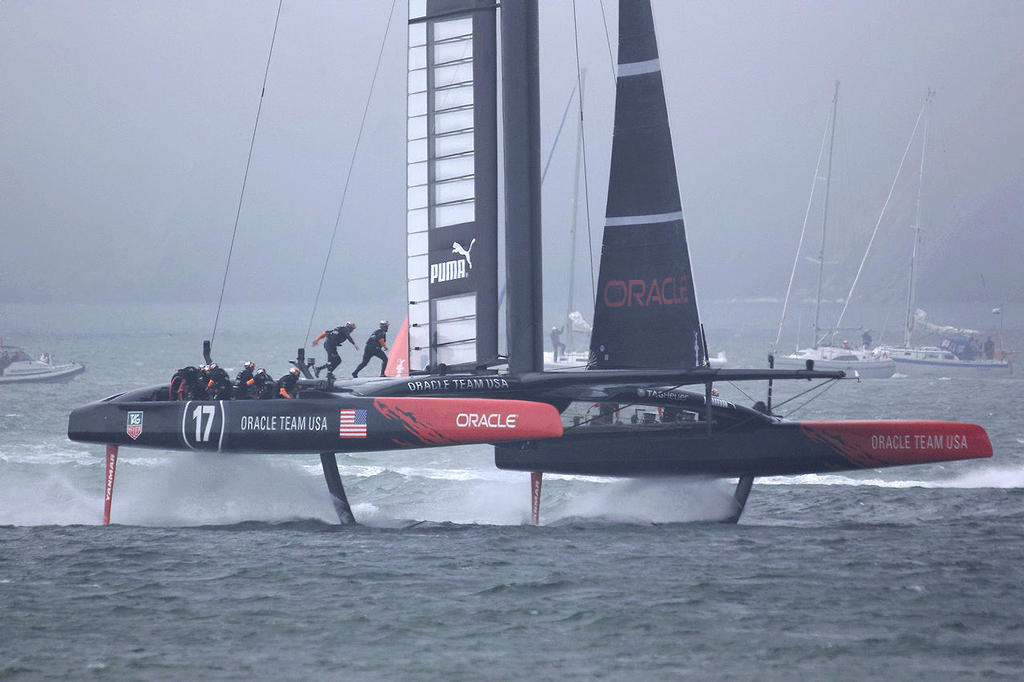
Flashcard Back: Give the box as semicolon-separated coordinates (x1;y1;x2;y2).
2;302;1023;680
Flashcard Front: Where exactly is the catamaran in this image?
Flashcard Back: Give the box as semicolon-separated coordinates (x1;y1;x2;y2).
68;0;991;525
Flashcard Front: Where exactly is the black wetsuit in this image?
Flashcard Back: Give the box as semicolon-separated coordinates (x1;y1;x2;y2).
318;326;357;373
550;327;565;361
206;366;233;400
252;370;275;400
353;328;388;377
235;367;255;399
170;366;204;400
276;372;300;399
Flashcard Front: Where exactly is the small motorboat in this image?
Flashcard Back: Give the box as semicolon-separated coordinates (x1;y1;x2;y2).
0;345;85;384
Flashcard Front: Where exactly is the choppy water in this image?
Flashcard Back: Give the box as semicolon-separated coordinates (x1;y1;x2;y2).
2;302;1023;680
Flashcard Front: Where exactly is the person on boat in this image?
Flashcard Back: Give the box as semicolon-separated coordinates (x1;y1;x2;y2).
252;368;276;400
312;322;359;377
191;366;210;400
550;326;565;362
276;366;302;399
234;361;257;399
861;329;872;350
205;363;233;400
170;366;204;400
352;320;389;377
984;336;995;360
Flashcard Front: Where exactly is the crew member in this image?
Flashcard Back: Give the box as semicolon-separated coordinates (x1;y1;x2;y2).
277;366;302;399
205;362;233;400
190;365;210;400
312;321;358;377
252;368;275;400
861;329;872;350
234;361;256;399
550;326;565;362
352;320;389;377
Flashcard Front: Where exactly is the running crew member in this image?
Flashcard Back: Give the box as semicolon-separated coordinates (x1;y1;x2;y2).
352;320;389;377
312;322;358;377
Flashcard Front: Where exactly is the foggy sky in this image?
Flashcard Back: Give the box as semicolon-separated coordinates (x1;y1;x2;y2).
3;0;1023;326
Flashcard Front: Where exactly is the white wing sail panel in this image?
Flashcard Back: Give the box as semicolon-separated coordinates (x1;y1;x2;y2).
407;0;498;372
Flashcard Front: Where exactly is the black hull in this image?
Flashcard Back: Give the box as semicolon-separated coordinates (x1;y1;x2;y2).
69;374;992;478
496;425;824;477
68;386;563;454
497;419;992;477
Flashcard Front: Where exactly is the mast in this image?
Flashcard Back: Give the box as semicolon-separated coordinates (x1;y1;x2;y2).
502;0;544;374
812;81;840;349
904;90;933;347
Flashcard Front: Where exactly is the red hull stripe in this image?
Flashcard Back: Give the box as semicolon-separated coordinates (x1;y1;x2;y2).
374;397;563;445
800;420;993;468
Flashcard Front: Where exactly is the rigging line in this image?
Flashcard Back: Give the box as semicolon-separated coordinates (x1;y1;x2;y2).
303;0;399;347
210;0;284;344
775;102;833;351
571;0;598;309
597;0;616;79
540;85;579;183
834;96;929;333
770;377;844;417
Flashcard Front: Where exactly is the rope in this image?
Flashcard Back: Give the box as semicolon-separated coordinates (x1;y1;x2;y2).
572;3;598;312
303;0;399;347
775;104;833;350
834;97;930;332
211;0;284;344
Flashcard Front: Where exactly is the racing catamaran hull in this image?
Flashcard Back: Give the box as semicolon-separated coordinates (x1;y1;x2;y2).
68;393;563;453
496;420;991;477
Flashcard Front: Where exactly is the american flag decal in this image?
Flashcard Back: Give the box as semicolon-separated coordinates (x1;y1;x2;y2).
339;409;368;438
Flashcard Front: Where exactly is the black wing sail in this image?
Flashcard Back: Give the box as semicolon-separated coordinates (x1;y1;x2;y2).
588;0;701;370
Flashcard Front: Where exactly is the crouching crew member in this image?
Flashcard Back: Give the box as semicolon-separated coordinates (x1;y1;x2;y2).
234;361;256;399
205;363;233;400
252;368;275;400
277;366;301;399
352;320;389;377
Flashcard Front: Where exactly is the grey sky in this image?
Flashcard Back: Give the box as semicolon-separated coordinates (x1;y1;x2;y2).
3;0;1022;320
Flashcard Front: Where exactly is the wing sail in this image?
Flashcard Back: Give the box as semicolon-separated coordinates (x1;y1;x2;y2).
588;0;702;370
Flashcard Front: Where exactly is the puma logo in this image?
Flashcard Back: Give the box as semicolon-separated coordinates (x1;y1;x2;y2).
452;238;476;269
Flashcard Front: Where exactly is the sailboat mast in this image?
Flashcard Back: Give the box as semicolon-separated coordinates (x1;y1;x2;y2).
502;0;544;374
904;90;932;347
565;69;586;350
813;81;840;349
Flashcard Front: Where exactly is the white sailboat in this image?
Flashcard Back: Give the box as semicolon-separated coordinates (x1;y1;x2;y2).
874;94;1013;375
773;82;895;379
